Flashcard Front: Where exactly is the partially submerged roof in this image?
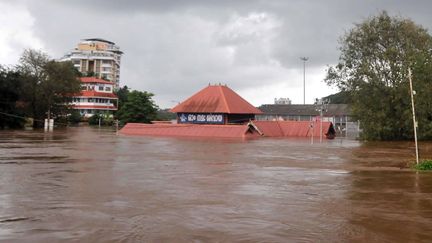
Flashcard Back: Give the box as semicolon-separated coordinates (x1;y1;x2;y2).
120;121;335;139
120;123;260;139
258;104;351;116
254;120;335;138
171;85;263;114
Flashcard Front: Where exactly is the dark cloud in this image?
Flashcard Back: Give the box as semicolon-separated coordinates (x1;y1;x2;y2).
18;0;432;107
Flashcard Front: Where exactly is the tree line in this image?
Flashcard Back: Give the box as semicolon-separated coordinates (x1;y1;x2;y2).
0;49;160;129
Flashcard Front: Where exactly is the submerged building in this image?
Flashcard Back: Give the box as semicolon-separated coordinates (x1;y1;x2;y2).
61;38;123;87
170;84;263;124
120;84;336;139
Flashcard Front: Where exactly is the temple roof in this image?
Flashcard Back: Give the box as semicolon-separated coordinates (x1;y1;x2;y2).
170;85;263;114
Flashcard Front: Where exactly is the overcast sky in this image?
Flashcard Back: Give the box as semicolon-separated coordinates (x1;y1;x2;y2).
1;0;432;108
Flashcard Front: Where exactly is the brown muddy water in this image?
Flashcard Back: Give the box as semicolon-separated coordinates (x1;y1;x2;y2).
0;126;432;242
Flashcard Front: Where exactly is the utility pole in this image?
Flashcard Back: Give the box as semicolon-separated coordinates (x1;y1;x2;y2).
300;57;309;104
315;98;329;143
408;68;419;164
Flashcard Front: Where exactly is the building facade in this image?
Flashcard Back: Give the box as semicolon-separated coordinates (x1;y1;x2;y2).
71;77;118;118
61;38;123;87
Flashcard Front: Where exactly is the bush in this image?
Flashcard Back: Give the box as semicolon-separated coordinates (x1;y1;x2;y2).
414;159;432;171
68;110;82;124
88;113;114;126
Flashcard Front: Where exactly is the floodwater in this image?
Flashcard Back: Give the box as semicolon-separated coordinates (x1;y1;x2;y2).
0;126;432;242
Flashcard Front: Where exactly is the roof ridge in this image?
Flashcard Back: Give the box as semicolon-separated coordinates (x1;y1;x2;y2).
219;85;230;113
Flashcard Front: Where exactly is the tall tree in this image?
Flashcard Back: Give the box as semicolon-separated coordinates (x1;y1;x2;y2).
0;66;25;128
325;12;432;140
115;85;130;109
43;60;82;120
18;49;49;126
117;90;158;124
18;49;81;127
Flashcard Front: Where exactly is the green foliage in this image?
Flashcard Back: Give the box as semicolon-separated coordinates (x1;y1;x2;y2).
18;49;81;127
68;110;82;124
117;90;158;124
156;109;176;121
0;49;81;128
88;112;114;126
323;91;351;104
325;12;432;140
0;66;25;128
414;159;432;171
115;85;129;110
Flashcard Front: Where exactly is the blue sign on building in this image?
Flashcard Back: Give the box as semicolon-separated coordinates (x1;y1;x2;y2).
178;113;225;124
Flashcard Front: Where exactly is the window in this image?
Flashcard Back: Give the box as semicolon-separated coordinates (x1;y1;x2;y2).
98;86;104;91
105;87;111;91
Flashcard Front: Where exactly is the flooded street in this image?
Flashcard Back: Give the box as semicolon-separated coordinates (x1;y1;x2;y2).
0;126;432;242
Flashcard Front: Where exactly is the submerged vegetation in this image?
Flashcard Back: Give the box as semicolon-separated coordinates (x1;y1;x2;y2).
0;49;161;129
0;49;81;128
414;159;432;171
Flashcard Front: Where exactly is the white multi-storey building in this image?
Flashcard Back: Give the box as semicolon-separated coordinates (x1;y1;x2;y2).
61;38;123;88
71;77;118;118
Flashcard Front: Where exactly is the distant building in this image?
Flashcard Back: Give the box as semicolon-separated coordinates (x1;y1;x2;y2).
257;104;359;137
71;77;118;118
61;38;123;88
274;98;292;105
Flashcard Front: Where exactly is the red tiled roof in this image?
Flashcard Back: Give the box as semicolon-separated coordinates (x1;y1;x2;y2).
120;123;260;139
119;121;335;139
253;121;335;138
80;77;114;84
170;85;263;114
77;90;118;98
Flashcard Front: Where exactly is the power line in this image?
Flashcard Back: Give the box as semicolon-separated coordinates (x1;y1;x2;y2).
0;111;70;126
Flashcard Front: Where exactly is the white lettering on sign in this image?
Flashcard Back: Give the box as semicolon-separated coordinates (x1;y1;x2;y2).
178;113;224;124
206;114;223;122
197;114;206;122
188;114;196;122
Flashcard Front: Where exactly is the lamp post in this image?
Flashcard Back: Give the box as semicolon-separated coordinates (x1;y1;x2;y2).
300;57;309;104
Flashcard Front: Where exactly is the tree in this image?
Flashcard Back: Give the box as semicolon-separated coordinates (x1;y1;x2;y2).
117;90;158;124
115;85;130;109
325;12;432;140
0;66;25;128
43;60;82;120
322;91;351;104
17;49;81;127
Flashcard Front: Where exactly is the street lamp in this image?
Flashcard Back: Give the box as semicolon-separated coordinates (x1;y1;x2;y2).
300;57;309;104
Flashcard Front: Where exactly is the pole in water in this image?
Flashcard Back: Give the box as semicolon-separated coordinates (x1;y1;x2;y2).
408;68;419;164
320;110;323;143
310;121;314;145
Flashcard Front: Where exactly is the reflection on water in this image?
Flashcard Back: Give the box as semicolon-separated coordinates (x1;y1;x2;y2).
0;126;431;242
